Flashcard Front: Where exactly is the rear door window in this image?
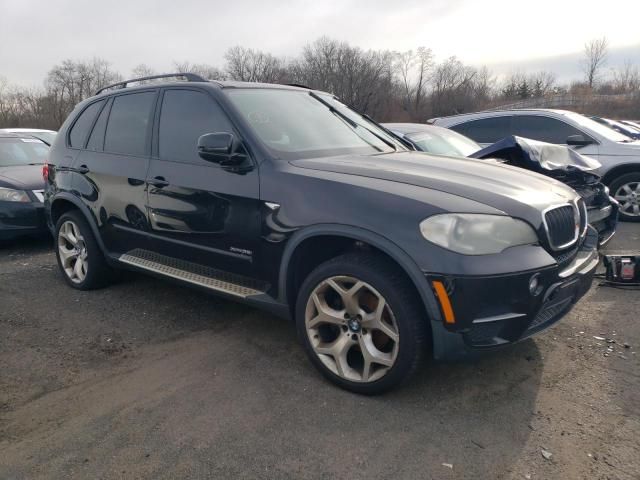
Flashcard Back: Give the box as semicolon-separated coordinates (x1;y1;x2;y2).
451;116;511;144
68;100;105;148
512;115;589;144
158;89;234;163
104;91;156;156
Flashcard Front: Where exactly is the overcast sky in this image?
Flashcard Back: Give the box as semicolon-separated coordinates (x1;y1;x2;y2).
1;0;639;85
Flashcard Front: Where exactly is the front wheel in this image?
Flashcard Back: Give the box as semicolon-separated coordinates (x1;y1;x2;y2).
610;172;640;222
295;253;428;394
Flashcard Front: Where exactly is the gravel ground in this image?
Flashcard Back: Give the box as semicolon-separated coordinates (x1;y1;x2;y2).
1;224;639;479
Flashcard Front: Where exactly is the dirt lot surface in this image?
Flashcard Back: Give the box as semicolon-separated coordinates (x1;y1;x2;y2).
1;224;639;479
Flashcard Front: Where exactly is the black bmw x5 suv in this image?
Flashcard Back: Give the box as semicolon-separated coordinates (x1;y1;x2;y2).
44;73;598;394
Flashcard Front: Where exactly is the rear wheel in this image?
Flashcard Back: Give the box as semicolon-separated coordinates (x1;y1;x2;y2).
610;172;640;222
296;253;428;394
55;210;116;289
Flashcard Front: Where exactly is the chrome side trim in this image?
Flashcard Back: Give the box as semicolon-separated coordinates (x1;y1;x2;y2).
119;249;266;298
472;312;527;324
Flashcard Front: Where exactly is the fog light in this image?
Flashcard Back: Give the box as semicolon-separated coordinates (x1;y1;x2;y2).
529;274;543;296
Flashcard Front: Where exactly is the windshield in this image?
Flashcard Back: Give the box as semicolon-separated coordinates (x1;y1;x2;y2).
408;128;480;157
564;112;631;142
0;138;48;167
607;119;640;135
28;131;56;145
225;89;404;160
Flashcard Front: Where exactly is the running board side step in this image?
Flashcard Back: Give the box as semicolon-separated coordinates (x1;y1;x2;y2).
119;249;268;298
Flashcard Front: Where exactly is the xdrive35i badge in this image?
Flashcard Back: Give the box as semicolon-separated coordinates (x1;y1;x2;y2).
230;247;253;256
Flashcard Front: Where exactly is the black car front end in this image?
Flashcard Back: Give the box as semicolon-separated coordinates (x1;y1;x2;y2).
0;134;50;241
0;188;47;241
427;227;598;359
420;198;599;361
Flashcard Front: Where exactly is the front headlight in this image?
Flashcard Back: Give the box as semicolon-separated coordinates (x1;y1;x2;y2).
419;213;538;255
0;187;30;203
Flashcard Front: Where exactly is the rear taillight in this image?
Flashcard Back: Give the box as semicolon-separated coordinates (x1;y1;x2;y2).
42;161;49;181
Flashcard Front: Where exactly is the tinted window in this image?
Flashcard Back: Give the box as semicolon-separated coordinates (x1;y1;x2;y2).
159;89;234;163
512;115;586;144
69;100;104;148
87;99;111;151
451;116;511;144
104;92;156;156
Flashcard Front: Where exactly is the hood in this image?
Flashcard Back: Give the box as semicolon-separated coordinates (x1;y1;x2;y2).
0;165;45;190
470;135;603;190
470;136;601;173
291;151;578;222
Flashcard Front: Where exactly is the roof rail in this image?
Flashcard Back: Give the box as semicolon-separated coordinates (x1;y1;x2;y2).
95;72;207;95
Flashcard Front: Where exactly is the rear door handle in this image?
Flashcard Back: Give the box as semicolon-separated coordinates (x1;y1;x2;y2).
149;176;169;188
76;165;89;174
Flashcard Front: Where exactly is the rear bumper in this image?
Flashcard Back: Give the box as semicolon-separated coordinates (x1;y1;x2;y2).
428;228;599;361
0;201;47;240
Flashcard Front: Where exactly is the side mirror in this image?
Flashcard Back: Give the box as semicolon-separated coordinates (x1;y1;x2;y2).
197;132;245;165
566;134;593;147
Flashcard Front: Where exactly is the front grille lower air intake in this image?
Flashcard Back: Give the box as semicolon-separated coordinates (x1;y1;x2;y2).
544;204;579;250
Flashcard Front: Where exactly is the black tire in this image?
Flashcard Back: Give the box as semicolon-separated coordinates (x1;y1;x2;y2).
609;172;640;222
55;210;116;289
295;252;429;395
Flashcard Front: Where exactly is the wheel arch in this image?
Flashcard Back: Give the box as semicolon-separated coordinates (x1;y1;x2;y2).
278;224;444;329
49;193;108;255
601;162;640;185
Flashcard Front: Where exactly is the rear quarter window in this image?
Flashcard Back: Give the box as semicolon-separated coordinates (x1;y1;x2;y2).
68;100;105;148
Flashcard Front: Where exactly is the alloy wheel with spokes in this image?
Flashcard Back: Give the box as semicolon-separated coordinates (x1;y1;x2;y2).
305;275;400;383
58;220;88;283
614;181;640;217
297;253;428;394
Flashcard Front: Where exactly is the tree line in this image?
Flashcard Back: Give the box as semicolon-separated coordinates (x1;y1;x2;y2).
1;36;639;130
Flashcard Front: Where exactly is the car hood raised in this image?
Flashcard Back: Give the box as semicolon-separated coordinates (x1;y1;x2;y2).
291;151;579;221
0;165;45;190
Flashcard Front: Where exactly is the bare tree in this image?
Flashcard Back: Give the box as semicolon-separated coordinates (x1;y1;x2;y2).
530;70;556;97
431;57;484;116
413;47;433;113
612;60;640;94
45;58;121;125
394;50;415;111
224;46;286;83
289;37;396;118
172;61;225;80
582;37;608;88
130;64;157;79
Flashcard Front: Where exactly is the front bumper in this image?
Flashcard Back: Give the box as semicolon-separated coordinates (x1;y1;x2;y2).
427;228;599;361
0;201;47;241
588;196;618;247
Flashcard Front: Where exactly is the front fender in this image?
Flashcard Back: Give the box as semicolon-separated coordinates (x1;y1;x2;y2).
278;223;448;355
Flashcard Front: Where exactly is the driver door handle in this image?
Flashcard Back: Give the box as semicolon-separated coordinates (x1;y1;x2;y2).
149;176;169;188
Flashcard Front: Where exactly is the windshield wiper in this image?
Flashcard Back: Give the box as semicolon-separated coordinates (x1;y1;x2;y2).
360;112;414;151
308;91;395;152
